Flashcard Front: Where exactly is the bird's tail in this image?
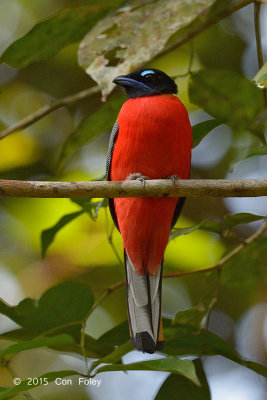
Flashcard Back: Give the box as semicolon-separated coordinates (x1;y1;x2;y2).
124;250;163;353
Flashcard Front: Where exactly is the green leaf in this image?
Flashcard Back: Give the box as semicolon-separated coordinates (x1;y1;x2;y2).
174;308;207;330
91;340;133;371
0;334;74;357
242;144;267;160
173;272;219;330
57;95;123;169
221;238;267;288
170;219;222;240
71;198;108;220
192;119;222;147
223;213;266;230
95;356;200;386
96;320;129;348
189;69;264;131
78;0;217;95
0;370;80;400
253;62;267;89
155;359;211;400
163;324;267;378
0;282;94;339
0;6;111;68
41;211;83;257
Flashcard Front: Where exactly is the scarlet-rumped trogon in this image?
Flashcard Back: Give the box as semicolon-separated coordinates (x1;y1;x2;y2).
106;68;192;353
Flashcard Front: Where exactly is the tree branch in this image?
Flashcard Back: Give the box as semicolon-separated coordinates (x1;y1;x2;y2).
157;0;254;59
0;178;266;199
0;86;100;140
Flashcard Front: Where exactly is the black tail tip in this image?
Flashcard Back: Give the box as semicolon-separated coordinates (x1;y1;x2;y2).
132;332;165;354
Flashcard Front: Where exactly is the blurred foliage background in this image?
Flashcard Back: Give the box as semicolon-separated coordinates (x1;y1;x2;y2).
0;0;266;399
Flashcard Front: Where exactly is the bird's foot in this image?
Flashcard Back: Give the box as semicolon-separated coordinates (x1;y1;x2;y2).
127;173;149;188
168;175;179;184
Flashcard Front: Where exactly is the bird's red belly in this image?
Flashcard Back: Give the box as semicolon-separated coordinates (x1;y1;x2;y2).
110;95;192;275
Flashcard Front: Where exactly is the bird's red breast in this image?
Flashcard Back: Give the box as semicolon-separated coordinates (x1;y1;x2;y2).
110;94;192;275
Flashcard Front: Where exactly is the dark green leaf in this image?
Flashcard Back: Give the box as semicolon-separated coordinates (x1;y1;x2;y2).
57;95;123;169
41;211;83;257
95;356;200;386
0;370;80;400
195;21;245;73
0;282;94;339
170;220;222;240
96;320;129;348
189;69;264;131
0;6;110;68
174;308;207;330
192;119;222;147
163;324;267;378
0;334;74;357
155;359;211;400
223;213;266;230
221;238;267;288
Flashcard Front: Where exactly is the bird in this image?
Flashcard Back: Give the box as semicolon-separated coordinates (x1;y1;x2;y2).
106;68;192;353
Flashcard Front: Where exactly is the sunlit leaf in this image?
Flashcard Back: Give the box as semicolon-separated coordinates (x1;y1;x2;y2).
155;359;211;400
253;62;267;88
0;334;74;357
0;282;94;339
192;119;222;147
95;356;200;386
0;370;80;400
41;210;83;257
223;213;266;230
57;95;123;169
221;238;267;288
189;69;264;132
78;0;217;95
0;6;114;68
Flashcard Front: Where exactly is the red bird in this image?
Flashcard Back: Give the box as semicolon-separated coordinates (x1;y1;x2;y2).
106;68;192;353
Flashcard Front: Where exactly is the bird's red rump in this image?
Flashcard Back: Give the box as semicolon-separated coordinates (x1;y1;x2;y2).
110;94;192;275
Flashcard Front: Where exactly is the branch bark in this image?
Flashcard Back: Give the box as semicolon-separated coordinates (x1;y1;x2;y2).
0;178;266;198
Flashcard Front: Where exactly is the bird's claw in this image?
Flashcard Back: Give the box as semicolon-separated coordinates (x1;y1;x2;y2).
127;173;149;188
168;175;179;184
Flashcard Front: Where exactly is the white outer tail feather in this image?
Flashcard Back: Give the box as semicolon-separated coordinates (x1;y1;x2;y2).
125;251;162;351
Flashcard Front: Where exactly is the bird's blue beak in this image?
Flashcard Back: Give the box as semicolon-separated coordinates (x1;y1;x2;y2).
113;76;156;92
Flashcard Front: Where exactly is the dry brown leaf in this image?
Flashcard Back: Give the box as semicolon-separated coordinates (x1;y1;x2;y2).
78;0;216;97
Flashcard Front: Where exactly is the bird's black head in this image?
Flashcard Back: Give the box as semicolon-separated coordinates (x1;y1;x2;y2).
113;68;177;99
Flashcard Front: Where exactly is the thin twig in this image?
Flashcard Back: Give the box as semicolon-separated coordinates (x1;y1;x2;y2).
254;0;267;108
174;41;194;78
0;178;266;198
0;86;100;140
104;207;123;265
98;218;267;292
164;218;267;279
